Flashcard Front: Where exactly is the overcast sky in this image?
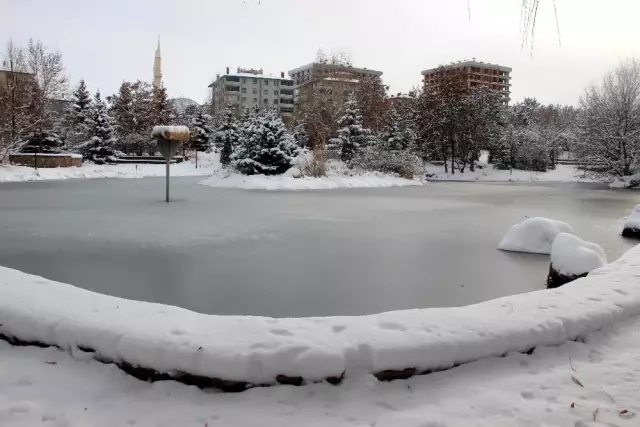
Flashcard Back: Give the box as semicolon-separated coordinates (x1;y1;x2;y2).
3;0;639;105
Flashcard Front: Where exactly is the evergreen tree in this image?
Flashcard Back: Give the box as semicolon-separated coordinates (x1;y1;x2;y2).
214;106;239;166
66;79;93;147
18;130;64;153
232;109;299;175
151;86;172;126
189;109;213;167
333;97;370;164
81;91;118;164
381;106;415;152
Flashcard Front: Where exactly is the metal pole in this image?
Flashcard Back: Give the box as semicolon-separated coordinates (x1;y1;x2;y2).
166;156;170;202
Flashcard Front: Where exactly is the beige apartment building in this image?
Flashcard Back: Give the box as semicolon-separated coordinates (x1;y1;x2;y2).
421;60;512;103
288;62;383;109
208;67;295;119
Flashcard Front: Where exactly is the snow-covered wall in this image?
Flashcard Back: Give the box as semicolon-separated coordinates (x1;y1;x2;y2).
1;244;640;391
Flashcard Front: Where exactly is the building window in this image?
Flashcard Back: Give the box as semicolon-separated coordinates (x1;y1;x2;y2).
263;89;268;95
253;98;258;104
252;88;257;94
242;78;246;84
264;80;269;86
263;98;268;105
241;87;247;93
273;99;278;105
241;97;247;103
253;78;257;84
274;81;279;86
274;90;278;96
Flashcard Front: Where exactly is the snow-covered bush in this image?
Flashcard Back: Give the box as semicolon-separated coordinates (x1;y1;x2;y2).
189;110;213;153
622;205;640;238
232;110;299;175
351;146;422;179
298;149;327;177
547;233;607;288
498;217;573;254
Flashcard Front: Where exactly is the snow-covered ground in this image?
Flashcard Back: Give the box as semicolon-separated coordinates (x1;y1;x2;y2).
198;170;421;191
2;274;640;426
0;153;220;183
426;163;594;183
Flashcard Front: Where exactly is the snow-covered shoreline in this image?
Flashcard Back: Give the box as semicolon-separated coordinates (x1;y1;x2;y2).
1;244;639;390
425;163;595;183
198;171;422;191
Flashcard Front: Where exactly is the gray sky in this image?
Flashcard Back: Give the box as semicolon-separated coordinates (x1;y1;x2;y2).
3;0;639;105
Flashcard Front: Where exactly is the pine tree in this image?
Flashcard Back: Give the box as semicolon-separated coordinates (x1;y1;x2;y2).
232;109;299;175
18;130;64;153
66;79;93;148
189;109;213;168
333;97;370;164
151;86;172;126
81;91;118;164
214;106;239;166
381;107;415;152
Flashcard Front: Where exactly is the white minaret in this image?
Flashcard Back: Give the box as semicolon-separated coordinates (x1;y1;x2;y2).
153;36;162;89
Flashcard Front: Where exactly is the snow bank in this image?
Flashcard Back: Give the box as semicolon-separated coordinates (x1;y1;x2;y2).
0;152;220;183
498;217;573;254
198;171;422;191
426;163;593;183
1;244;640;390
550;233;607;276
622;204;640;238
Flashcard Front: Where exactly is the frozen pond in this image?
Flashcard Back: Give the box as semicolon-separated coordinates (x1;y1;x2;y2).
0;177;637;317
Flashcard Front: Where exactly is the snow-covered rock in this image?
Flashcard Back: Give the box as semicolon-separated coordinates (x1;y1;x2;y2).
546;233;607;288
1;244;640;390
283;167;302;178
497;217;573;254
622;204;640;238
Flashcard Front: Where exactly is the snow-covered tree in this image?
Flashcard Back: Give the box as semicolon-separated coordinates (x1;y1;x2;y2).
108;80;154;155
66;79;93;148
232;109;299;175
575;59;640;181
381;106;416;152
333;97;370;165
213;106;239;166
189;109;213;167
80;91;117;164
18;130;64;153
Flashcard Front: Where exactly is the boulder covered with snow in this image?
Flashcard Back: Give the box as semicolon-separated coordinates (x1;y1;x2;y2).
283;167;302;178
546;233;607;289
622;205;640;239
498;217;573;254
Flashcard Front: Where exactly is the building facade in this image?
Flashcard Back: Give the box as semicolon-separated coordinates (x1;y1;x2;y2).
421;60;512;103
288;62;383;109
208;67;294;120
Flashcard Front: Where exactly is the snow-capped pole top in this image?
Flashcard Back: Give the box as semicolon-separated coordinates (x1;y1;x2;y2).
151;126;190;141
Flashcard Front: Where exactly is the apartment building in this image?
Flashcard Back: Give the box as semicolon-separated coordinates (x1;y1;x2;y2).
288;62;383;109
421;59;512;103
208;67;295;119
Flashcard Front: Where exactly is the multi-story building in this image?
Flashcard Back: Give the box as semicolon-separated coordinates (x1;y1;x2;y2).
288;62;383;109
421;59;512;103
208;67;294;120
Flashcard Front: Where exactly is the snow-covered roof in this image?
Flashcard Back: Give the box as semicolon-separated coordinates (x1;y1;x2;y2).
422;60;512;75
209;73;293;86
288;63;383;77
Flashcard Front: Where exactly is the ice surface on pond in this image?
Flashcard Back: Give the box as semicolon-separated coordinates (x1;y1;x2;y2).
550;232;607;276
498;217;573;254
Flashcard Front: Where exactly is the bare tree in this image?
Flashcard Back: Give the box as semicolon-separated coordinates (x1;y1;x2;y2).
576;59;640;181
0;40;32;160
24;39;68;136
355;76;388;134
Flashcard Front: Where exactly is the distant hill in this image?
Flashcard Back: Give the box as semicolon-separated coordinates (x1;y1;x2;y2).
170;97;199;113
